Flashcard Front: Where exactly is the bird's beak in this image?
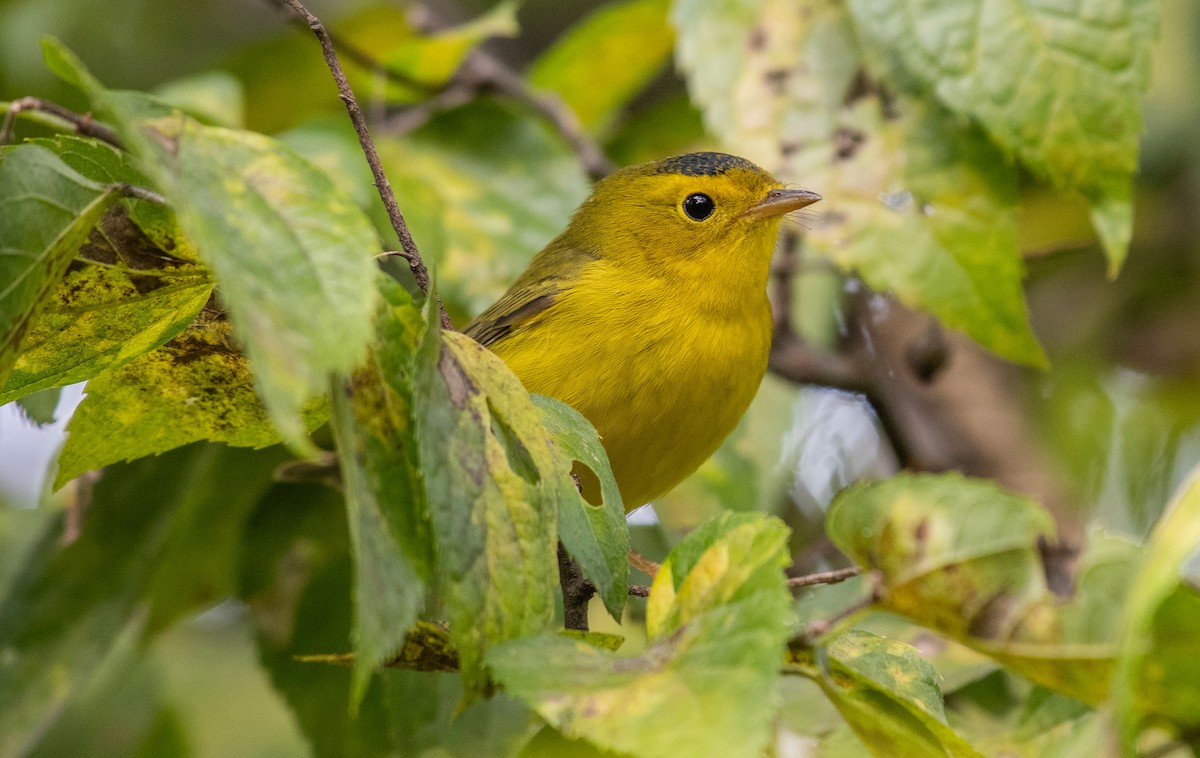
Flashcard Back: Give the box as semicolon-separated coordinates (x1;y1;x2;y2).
744;188;822;220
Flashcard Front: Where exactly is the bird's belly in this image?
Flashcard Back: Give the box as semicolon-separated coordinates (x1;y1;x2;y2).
503;301;771;509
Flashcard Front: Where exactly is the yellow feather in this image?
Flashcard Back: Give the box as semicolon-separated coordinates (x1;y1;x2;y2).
465;152;819;509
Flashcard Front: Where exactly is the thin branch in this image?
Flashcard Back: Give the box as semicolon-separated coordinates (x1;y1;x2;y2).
116;183;168;205
787;566;861;590
459;52;616;181
767;231;873;393
1;97;122;147
270;0;452;329
791;580;879;649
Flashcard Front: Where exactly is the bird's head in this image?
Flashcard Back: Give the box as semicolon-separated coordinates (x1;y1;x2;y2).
564;152;820;280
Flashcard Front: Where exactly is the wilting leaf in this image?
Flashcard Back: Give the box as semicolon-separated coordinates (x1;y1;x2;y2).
0;144;119;388
828;472;1139;705
489;512;794;758
56;311;324;486
800;630;982;757
42;38;379;452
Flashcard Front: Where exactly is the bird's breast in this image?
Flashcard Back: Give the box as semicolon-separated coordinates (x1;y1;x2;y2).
497;269;772;508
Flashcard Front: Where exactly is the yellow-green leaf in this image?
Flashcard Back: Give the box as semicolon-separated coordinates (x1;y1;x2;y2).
489;512;794;758
529;0;673;135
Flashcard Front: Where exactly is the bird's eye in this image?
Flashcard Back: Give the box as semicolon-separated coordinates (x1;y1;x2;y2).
682;193;715;221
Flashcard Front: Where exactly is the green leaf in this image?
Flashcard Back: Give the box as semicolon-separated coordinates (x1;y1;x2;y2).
672;2;1044;367
152;70;245;128
328;277;433;703
1115;467;1200;747
827;473;1140;705
413;307;561;693
845;0;1160;274
56;312;323;486
14;387;61;426
385;1;520;88
0;144;120;388
808;630;983;757
377;99;590;315
532;394;628;620
43;38;380;452
0;443;283;756
529;0;674;135
489;512;794;758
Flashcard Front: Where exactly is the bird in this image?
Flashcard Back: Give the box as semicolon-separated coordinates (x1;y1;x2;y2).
465;152;820;510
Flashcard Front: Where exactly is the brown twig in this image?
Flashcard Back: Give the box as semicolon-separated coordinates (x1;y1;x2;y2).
790;573;880;649
787;566;861;590
458;52;616;181
271;0;452;329
767;233;873;393
1;97;122;147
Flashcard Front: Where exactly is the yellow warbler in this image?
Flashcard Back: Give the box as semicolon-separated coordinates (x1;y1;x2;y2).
465;152;820;510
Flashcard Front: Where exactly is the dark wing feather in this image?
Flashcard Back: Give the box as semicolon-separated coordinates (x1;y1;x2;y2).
465;286;559;347
464;235;597;348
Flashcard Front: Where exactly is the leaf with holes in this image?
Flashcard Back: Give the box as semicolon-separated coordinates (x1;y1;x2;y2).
489;512;794;758
533;394;628;620
828;472;1139;705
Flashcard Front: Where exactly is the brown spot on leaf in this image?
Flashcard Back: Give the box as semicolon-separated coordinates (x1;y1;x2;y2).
833;128;866;160
763;68;790;95
438;348;474;409
747;26;767;51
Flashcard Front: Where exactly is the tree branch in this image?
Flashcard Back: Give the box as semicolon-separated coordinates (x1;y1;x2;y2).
787;566;861;590
0;97;122;148
269;0;452;329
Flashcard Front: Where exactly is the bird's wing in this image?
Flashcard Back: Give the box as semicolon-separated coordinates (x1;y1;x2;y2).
464;236;596;348
464;279;561;348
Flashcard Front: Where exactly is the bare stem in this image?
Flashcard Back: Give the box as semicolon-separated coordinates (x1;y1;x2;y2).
270;0;452;329
1;97;122;147
787;566;861;590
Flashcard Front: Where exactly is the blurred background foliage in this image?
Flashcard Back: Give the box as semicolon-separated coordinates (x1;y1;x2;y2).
1;0;1199;754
